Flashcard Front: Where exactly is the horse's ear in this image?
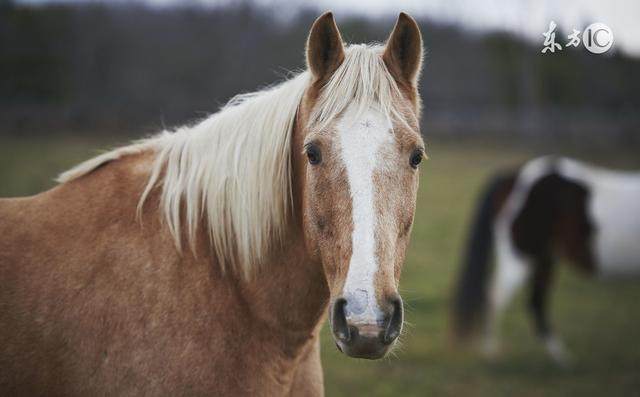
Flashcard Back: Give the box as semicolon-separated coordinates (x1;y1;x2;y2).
383;12;423;87
306;12;345;82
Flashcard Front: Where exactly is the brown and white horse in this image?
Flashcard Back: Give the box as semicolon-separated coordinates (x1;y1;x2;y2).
453;156;640;365
0;12;425;396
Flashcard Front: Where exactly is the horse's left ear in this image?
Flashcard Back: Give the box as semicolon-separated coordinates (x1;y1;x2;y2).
383;12;423;87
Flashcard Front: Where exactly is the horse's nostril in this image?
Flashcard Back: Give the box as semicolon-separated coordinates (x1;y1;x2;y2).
331;298;351;342
383;296;403;345
333;295;402;358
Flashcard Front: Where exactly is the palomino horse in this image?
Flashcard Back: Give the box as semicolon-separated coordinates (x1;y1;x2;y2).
453;156;640;365
0;12;425;396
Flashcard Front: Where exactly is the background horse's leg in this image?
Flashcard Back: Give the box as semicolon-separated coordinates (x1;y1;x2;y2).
528;255;572;366
482;239;531;358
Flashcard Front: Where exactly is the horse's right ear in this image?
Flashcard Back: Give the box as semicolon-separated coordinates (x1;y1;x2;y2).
306;12;345;82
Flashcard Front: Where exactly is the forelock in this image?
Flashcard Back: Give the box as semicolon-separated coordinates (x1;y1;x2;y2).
309;44;410;133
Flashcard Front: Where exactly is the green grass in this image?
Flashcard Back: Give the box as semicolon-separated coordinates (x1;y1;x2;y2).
2;136;640;396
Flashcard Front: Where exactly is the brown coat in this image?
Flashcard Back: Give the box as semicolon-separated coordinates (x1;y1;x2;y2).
0;152;327;396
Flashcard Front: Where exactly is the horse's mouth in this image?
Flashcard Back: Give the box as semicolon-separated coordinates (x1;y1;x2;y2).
333;336;391;360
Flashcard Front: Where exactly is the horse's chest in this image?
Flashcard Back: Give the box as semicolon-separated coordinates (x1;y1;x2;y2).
589;182;640;277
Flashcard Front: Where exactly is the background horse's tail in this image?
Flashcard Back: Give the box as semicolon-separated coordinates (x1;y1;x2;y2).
452;170;517;342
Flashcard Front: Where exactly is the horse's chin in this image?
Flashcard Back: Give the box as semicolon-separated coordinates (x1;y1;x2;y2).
333;337;391;360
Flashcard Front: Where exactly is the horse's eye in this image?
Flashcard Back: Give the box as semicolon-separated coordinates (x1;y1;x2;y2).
306;144;322;165
410;149;423;169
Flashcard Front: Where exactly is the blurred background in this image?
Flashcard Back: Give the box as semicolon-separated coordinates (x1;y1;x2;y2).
1;0;639;395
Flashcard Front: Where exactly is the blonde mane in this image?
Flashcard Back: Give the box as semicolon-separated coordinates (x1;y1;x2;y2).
58;44;406;277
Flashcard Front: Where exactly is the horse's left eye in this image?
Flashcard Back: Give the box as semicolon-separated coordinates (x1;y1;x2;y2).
409;149;423;169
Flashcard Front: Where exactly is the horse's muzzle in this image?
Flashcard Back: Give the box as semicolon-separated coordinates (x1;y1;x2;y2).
330;295;403;359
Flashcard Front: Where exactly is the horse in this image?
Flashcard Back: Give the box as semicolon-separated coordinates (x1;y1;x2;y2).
0;12;425;396
453;155;640;365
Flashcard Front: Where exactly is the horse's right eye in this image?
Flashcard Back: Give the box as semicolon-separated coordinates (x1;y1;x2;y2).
306;144;322;165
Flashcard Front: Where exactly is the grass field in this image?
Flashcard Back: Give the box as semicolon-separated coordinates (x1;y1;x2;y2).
1;136;639;396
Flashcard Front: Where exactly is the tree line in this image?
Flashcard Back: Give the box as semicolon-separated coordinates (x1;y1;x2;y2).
1;1;638;147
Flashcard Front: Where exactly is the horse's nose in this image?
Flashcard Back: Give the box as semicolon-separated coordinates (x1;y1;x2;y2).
330;295;403;359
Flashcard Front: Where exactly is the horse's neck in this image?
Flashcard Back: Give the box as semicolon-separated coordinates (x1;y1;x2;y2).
228;122;329;346
59;149;329;353
235;228;329;343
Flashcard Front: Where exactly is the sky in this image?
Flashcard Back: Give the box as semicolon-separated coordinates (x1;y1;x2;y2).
17;0;640;57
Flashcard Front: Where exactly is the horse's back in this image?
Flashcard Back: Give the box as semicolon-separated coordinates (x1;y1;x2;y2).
557;158;640;277
0;152;152;285
0;195;36;251
586;174;640;277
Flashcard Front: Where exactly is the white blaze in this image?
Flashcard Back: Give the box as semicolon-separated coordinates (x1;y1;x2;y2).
338;106;393;325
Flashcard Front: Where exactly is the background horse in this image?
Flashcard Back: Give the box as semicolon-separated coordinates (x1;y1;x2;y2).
453;156;640;365
0;12;425;396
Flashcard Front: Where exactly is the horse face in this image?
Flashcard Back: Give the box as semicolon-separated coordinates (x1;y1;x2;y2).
299;13;424;359
302;105;423;359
